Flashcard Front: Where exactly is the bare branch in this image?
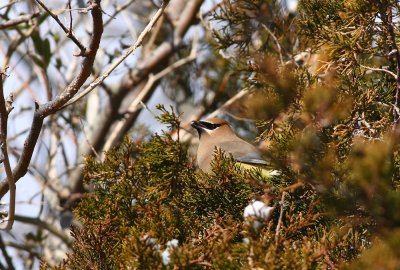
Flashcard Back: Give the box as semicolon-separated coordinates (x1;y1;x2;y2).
1;25;36;71
61;1;170;109
275;191;286;245
14;215;72;247
207;88;249;119
0;69;15;231
0;233;14;270
68;0;73;33
0;12;40;30
174;0;201;42
3;241;41;261
34;0;87;56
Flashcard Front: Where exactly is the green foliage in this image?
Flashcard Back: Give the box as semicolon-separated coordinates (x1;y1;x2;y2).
31;31;52;69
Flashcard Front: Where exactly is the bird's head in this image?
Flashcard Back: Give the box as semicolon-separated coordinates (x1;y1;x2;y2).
191;118;232;138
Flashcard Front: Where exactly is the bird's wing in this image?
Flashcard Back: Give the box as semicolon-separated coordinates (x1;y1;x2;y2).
219;140;268;165
236;154;268;165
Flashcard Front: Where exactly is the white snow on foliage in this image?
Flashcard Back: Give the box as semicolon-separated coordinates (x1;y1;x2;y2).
244;200;274;231
161;239;179;265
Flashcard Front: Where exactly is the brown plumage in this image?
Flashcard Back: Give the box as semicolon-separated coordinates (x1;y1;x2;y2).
191;118;267;172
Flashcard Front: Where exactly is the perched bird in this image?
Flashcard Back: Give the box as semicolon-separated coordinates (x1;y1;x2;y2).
191;118;275;176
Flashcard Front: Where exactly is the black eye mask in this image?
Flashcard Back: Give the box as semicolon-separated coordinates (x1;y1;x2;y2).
198;121;221;130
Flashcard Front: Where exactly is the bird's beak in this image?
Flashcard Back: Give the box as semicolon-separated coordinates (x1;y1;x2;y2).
191;120;206;135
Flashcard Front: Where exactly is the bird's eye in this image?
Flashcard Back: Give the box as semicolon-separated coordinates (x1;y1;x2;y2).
198;121;221;130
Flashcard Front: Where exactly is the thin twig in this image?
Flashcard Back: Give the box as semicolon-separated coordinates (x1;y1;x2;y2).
275;191;286;245
79;118;100;159
261;23;284;65
207;88;249;119
34;0;87;56
1;25;36;71
359;64;397;79
68;0;73;34
0;69;15;231
103;0;136;27
324;251;337;270
0;0;22;11
0;233;14;270
385;7;400;123
60;1;170;110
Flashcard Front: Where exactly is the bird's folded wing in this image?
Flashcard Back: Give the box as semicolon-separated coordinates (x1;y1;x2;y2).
236;154;268;165
218;140;280;178
219;140;268;165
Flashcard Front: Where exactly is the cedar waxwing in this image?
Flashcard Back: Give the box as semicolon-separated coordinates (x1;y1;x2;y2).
191;118;275;175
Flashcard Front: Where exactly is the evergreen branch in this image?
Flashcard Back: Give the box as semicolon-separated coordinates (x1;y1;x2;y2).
324;252;337;270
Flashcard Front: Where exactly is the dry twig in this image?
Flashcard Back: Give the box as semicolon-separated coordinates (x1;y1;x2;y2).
0;69;15;230
359;64;397;79
275;191;286;245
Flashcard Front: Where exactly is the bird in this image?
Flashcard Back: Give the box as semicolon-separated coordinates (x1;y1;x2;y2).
191;118;277;176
